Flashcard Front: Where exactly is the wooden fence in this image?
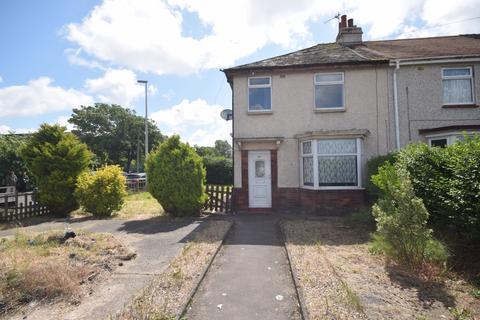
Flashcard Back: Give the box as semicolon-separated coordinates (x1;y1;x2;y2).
1;189;50;222
204;185;232;213
126;180;147;192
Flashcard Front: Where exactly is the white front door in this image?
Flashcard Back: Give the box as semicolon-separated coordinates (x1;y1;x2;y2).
248;151;272;208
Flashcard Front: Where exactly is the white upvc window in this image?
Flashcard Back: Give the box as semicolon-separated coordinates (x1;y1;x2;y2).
314;72;345;109
248;76;272;111
427;131;479;148
442;67;474;105
301;138;362;189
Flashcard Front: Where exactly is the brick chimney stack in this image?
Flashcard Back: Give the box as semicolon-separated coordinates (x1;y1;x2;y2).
336;15;363;47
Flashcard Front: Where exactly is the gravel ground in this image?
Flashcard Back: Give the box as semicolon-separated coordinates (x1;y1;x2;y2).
283;218;480;320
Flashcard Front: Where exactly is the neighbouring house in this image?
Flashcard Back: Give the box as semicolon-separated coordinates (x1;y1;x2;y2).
222;15;480;213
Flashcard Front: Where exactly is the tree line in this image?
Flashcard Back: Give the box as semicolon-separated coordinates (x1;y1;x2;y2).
1;103;232;187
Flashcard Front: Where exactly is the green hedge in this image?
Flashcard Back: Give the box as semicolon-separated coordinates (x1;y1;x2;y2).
397;137;480;239
146;135;207;216
203;156;233;185
365;153;397;198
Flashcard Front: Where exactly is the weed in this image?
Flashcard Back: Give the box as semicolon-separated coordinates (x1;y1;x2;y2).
449;307;473;320
340;281;364;313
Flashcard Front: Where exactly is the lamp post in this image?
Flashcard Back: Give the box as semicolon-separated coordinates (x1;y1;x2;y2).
137;80;148;166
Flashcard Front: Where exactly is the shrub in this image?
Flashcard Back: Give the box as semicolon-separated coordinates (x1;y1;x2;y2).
146;135;207;216
397;137;480;239
203;156;233;185
20;124;92;216
371;162;448;268
344;207;376;231
75;165;127;216
365;152;396;198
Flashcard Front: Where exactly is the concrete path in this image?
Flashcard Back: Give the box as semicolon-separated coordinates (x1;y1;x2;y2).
3;217;203;320
186;214;301;320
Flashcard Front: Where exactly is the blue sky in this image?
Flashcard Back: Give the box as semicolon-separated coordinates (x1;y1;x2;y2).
0;0;479;145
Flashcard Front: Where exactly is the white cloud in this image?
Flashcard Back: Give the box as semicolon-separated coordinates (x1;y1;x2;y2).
64;0;479;75
0;125;36;134
65;0;336;75
151;98;231;146
0;76;3;83
0;77;93;118
55;115;75;131
84;68;151;106
0;125;11;134
65;48;106;70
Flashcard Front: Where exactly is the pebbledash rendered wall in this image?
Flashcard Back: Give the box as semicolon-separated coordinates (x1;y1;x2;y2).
232;65;391;213
386;62;480;148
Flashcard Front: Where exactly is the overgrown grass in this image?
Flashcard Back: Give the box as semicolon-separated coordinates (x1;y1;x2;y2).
113;219;232;320
0;230;130;315
73;192;164;220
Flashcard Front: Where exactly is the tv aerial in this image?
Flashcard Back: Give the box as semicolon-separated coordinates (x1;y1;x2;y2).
325;12;342;24
220;109;233;121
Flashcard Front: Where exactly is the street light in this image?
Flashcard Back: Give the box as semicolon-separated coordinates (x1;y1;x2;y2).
137;80;148;166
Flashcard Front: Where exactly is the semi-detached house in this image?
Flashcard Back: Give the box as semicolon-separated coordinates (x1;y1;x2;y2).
222;15;480;213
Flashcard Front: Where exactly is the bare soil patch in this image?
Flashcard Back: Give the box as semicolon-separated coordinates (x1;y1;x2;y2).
0;230;133;318
112;219;232;320
283;218;480;320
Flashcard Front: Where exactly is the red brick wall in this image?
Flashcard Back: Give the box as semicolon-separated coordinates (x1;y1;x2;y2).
232;149;365;214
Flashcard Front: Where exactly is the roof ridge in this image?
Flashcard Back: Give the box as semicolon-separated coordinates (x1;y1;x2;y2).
365;33;480;43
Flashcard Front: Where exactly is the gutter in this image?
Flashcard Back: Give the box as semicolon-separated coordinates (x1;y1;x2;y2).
388;55;480;66
393;60;401;150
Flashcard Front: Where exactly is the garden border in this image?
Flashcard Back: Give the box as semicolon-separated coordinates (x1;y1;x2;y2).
279;219;309;320
176;218;234;320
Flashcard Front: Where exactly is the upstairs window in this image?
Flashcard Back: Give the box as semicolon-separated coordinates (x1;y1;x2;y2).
248;77;271;111
442;67;474;105
314;73;344;109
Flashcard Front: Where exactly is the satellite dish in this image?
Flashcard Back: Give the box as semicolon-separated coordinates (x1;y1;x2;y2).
220;109;233;121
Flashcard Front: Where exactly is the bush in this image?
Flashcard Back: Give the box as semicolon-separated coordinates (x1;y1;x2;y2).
397;137;480;239
20;124;92;216
365;153;396;198
146;135;207;216
75;165;127;216
344;208;376;231
203;156;233;185
371;162;448;268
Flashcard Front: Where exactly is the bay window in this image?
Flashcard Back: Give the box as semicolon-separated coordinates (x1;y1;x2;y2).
301;138;361;188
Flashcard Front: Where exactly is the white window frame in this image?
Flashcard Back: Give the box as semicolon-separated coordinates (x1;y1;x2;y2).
300;138;362;190
248;76;272;112
427;131;479;147
441;67;474;105
314;72;345;110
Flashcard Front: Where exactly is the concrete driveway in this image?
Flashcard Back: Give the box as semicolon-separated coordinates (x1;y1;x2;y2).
1;216;204;320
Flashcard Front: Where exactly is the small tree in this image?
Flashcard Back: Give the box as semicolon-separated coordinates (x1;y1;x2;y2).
371;162;448;268
146;135;207;216
20;124;92;216
75;165;127;216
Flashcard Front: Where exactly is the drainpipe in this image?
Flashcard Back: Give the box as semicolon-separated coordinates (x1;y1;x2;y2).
393;60;401;150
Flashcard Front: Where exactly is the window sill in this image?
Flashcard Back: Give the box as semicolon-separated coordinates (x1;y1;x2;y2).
247;110;273;115
301;186;364;191
314;108;346;113
442;104;478;109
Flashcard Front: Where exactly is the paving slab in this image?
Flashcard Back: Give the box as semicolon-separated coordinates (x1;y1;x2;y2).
186;214;301;320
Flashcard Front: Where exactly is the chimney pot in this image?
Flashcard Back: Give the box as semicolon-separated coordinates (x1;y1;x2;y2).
341;15;347;28
336;15;363;47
